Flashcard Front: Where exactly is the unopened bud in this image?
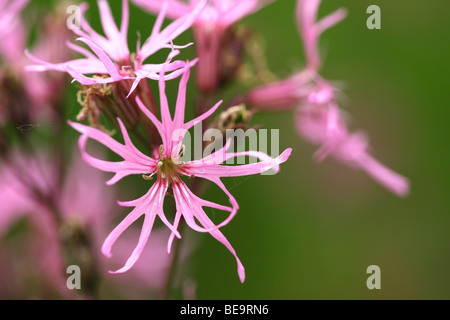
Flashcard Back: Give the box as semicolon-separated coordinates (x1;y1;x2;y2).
76;81;116;134
206;104;257;150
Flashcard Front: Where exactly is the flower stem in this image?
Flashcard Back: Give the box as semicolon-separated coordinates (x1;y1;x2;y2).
158;220;186;300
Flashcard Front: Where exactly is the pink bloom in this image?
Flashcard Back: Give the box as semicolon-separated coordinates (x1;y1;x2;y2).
0;0;28;65
245;69;317;111
70;61;292;282
133;0;273;92
0;165;33;237
246;0;409;196
0;151;73;296
0;2;72;123
26;0;205;96
297;103;410;196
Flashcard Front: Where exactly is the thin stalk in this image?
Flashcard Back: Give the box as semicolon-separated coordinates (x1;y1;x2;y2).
158;220;186;300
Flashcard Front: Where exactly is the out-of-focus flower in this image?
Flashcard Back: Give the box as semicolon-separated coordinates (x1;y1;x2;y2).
0;0;28;65
0;151;78;297
0;149;189;298
133;0;273;92
245;69;317;111
26;0;205;96
0;1;73;125
297;103;410;196
23;7;74;113
70;60;292;283
0;0;28;125
245;0;409;196
245;0;346;110
103;227;195;297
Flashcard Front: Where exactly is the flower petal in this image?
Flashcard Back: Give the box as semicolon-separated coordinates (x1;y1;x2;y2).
140;0;206;60
131;0;191;20
105;179;168;273
75;37;123;81
185;148;293;177
69;119;156;184
172;181;245;282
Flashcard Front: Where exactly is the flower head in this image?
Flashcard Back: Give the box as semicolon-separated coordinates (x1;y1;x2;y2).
26;0;205;96
297;101;410;196
70;60;292;282
245;0;409;196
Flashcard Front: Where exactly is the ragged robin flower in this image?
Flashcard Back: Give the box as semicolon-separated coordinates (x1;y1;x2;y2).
245;0;409;196
25;0;206;96
69;59;292;282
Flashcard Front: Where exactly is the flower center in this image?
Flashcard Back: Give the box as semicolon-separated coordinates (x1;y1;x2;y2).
117;53;141;76
142;145;185;183
157;157;180;180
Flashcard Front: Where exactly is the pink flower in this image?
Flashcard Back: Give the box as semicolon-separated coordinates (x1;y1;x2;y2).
69;61;292;282
245;69;317;111
133;0;273;92
0;163;33;237
0;0;28;65
245;0;409;196
0;2;73;124
0;151;76;297
26;0;205;96
297;103;410;196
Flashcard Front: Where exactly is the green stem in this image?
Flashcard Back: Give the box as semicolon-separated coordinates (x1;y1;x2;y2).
158;220;186;300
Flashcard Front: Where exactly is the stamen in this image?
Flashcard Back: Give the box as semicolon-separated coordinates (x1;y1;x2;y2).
156;153;184;184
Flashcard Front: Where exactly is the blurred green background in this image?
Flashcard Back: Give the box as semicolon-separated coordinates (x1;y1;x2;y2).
27;0;450;299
